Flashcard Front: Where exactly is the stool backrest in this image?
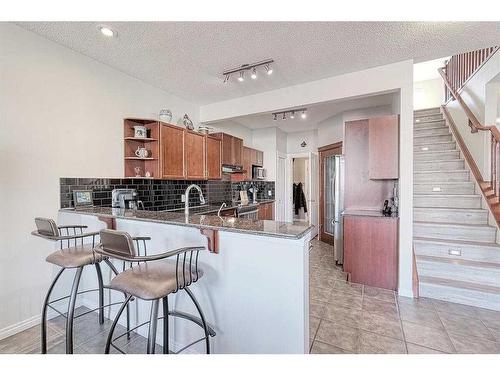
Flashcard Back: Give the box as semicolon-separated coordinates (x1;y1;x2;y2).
99;229;137;258
35;217;59;238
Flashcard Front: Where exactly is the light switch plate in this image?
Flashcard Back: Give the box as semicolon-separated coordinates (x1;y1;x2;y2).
268;190;272;197
181;194;186;203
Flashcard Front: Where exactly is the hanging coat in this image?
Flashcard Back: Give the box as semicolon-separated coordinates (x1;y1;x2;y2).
293;182;308;215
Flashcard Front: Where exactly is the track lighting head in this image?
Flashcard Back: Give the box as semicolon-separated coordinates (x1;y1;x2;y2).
273;114;277;121
223;74;230;83
265;64;273;75
282;113;286;120
290;111;295;119
238;71;245;82
301;110;307;119
251;68;257;80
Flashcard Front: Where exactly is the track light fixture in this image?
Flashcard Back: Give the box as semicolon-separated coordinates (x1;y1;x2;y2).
272;108;307;121
222;59;274;84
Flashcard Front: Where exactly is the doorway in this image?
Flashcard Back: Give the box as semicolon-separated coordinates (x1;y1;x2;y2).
319;142;343;244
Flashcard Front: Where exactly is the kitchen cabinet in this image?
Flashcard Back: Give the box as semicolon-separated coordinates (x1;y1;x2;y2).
212;132;243;166
243;146;252;180
256;150;263;166
161;123;185;179
185;131;206;179
206;136;222;180
368;115;399;179
343;215;398;290
258;202;275;220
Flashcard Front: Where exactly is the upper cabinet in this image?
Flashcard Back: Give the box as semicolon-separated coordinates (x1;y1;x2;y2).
185;131;206;179
212;132;244;167
206;135;222;180
160;123;185;179
158;123;221;180
368;115;399;179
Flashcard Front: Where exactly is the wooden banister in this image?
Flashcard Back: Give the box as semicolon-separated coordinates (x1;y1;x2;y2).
439;46;500;225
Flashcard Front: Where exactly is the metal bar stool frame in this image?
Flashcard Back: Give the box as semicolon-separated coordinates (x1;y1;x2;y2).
32;221;132;354
94;230;216;355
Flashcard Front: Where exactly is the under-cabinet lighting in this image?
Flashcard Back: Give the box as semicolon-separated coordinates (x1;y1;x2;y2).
421;147;429;151
416;119;420;123
432;187;442;192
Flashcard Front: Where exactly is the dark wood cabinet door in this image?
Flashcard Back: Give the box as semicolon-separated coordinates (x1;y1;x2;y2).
185;131;206;179
161;124;185;179
258;204;267;220
256;150;263;166
221;134;232;165
232;137;243;166
206;136;222;180
242;146;252;180
368;115;399;179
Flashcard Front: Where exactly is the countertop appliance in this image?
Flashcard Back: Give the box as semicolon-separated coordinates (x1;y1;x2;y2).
333;155;345;265
112;188;144;210
252;166;266;180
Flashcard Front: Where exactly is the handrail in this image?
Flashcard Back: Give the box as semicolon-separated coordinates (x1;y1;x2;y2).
439;46;500;206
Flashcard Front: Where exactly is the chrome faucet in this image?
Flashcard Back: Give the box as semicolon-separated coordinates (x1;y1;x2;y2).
184;184;206;215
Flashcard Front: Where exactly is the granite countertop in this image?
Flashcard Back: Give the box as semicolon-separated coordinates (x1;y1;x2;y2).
60;204;311;239
163;199;276;215
342;209;399;218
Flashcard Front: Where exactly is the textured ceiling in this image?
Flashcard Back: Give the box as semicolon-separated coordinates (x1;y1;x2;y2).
17;22;500;105
216;93;395;133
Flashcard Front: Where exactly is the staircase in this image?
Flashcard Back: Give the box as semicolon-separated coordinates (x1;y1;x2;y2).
413;107;500;311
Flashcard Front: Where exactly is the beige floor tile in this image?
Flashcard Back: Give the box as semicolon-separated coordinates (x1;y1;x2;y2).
397;296;435;311
323;303;362;329
310;316;320;341
438;311;496;341
362;296;398;317
310;286;331;302
310;276;336;289
315;320;360;352
431;299;479;318
363;286;396;304
477;308;500;332
310;299;326;319
406;343;446;354
359;310;404;340
357;331;406;354
333;280;363;295
330;289;363;310
402;320;455;353
310;340;352;354
399;303;444;329
449;333;500;354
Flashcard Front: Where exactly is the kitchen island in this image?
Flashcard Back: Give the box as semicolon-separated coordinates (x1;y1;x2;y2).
57;207;312;354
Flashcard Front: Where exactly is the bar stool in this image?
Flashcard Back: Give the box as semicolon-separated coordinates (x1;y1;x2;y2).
94;229;216;354
32;217;131;354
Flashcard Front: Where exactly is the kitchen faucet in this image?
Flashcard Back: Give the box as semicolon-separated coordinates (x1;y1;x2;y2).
184;184;206;215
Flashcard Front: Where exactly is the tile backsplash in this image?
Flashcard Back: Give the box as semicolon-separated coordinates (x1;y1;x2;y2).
60;178;275;211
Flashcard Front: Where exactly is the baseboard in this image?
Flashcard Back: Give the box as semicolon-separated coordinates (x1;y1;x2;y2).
0;300;83;341
0;315;41;341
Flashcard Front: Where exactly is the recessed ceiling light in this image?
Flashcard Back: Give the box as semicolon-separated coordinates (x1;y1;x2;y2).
99;27;115;37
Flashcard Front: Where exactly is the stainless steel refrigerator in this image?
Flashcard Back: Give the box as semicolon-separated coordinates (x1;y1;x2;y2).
333;155;345;265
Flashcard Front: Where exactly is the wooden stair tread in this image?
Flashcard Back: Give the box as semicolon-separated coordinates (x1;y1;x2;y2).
419;276;500;294
417;254;500;269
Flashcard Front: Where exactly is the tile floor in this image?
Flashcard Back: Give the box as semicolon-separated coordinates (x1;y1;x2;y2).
1;238;500;354
309;239;500;354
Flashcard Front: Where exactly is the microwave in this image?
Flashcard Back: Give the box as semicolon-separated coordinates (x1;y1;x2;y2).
252;166;266;180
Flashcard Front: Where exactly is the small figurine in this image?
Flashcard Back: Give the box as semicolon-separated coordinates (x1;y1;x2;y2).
382;199;392;216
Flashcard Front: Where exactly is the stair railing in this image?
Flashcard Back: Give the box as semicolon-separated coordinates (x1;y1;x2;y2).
438;46;500;210
442;47;499;103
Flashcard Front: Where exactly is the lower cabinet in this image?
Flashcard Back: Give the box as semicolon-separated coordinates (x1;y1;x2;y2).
258;202;274;220
343;215;398;290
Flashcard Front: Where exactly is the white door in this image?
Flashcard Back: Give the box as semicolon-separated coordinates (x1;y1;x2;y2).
309;152;319;237
276;154;287;221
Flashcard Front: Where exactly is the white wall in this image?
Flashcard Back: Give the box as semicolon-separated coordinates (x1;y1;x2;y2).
446;51;500;180
252;127;278;180
200;60;415;297
414;78;445;110
0;23;199;336
286;130;318;154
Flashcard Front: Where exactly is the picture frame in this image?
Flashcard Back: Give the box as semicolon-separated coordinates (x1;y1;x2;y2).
72;190;93;207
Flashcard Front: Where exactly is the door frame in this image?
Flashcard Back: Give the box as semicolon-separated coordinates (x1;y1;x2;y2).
286;152;310;224
318;142;343;244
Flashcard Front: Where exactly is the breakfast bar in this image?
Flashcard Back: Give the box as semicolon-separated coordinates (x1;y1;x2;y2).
57;207;312;354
